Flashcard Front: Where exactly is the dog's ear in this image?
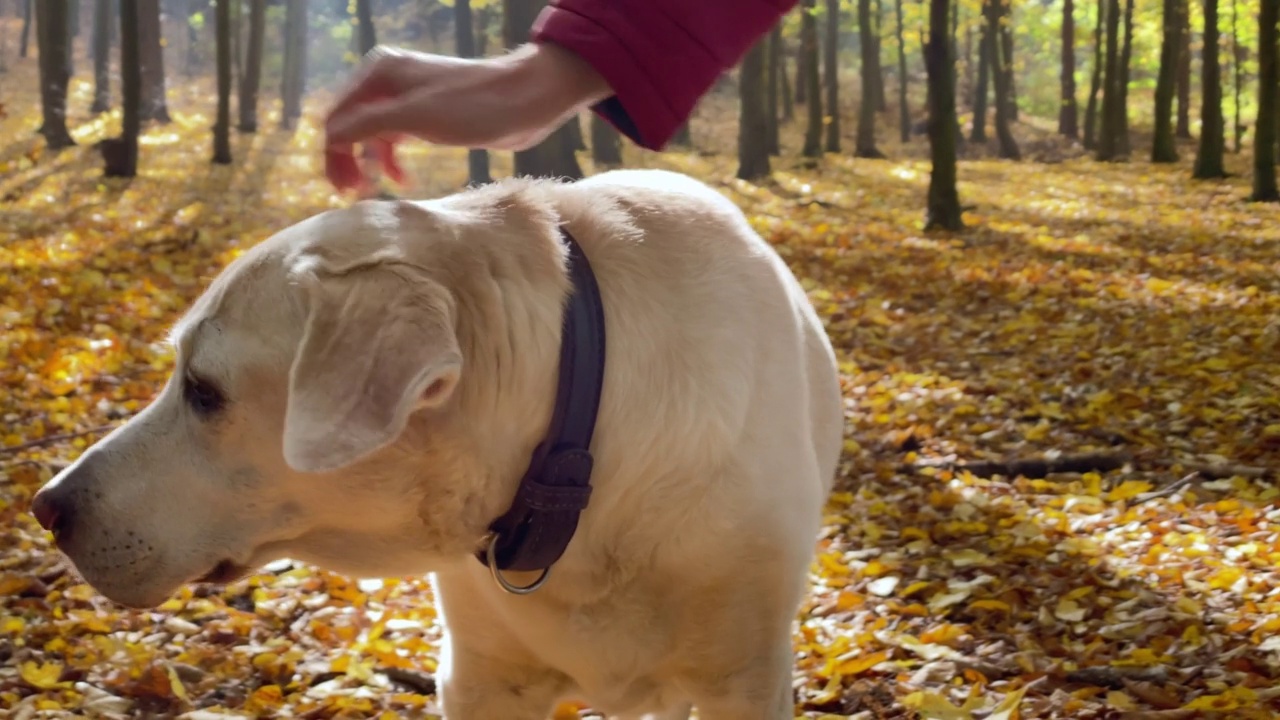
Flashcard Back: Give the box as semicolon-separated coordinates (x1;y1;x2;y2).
283;264;462;473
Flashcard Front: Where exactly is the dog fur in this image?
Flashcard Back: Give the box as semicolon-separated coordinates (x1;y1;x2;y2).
33;169;844;720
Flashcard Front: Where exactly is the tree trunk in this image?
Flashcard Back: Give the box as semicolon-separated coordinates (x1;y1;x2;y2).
1232;0;1244;152
897;0;910;142
36;0;76;149
1176;0;1192;138
671;122;693;147
823;0;841;151
20;0;31;57
590;114;621;167
475;6;491;56
279;0;306;130
505;0;582;179
1117;0;1134;155
91;0;111;112
138;0;170;122
875;0;888;111
237;0;264;132
1152;0;1179;161
988;0;1019;158
766;23;782;155
1059;0;1079;138
795;24;808;104
357;0;376;54
738;39;772;180
780;36;794;121
801;0;823;157
104;0;140;176
1253;0;1279;200
1096;0;1122;160
454;0;491;185
1194;0;1226;177
1001;22;1017;120
926;0;963;230
971;7;990;143
1083;0;1105;148
213;0;232;164
184;0;198;75
856;0;883;156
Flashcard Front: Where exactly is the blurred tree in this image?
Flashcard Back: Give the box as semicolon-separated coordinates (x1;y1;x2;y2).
590;115;621;167
801;0;823;157
1117;0;1134;155
1153;0;1180;161
971;1;990;143
1097;0;1122;160
139;0;170;122
738;39;771;180
238;0;265;132
280;0;307;130
20;0;31;58
358;0;376;54
91;0;112;112
766;23;782;155
103;0;141;176
823;0;840;152
1253;0;1279;200
1083;0;1105;149
896;0;909;142
454;0;491;185
504;0;581;178
213;0;232;163
856;0;882;156
36;0;75;149
1194;0;1226;178
988;0;1019;158
1059;0;1078;138
926;0;962;230
1176;0;1192;138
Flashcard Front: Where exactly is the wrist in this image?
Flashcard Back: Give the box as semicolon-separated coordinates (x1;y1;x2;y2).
502;42;612;127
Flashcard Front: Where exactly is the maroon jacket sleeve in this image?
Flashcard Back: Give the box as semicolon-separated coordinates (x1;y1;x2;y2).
530;0;797;151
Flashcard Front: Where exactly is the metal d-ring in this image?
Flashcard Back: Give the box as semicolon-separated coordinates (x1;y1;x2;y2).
484;533;551;595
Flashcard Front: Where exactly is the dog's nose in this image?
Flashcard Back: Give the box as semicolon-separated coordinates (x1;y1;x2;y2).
31;486;74;542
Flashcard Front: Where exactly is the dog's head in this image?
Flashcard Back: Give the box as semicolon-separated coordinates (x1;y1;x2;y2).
29;200;487;608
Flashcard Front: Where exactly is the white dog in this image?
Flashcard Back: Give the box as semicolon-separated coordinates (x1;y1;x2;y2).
32;169;844;720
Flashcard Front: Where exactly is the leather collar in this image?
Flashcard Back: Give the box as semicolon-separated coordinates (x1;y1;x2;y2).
476;226;606;580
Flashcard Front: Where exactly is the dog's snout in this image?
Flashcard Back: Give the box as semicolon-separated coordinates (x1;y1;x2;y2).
31;485;75;542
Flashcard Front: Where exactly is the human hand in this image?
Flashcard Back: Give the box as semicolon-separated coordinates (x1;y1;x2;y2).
323;43;612;192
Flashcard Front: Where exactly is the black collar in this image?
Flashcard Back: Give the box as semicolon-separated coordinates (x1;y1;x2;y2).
477;227;606;583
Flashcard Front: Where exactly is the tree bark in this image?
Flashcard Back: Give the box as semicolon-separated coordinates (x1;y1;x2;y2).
36;0;76;149
801;0;823;157
104;0;140;176
1176;0;1193;138
506;0;581;179
926;0;963;230
1117;0;1134;155
357;0;376;54
1083;0;1105;149
91;0;111;112
279;0;306;130
138;0;170;122
1152;0;1180;161
766;23;782;155
971;5;990;143
988;0;1019;158
475;5;491;56
237;0;264;132
1194;0;1227;178
1060;0;1079;137
897;0;910;142
1096;0;1123;160
856;0;883;156
780;35;794;121
590;114;621;167
213;0;232;164
738;39;772;180
824;0;841;151
1000;22;1017;121
20;0;31;57
454;0;491;185
875;0;888;111
795;24;808;104
1232;0;1244;152
1253;0;1279;200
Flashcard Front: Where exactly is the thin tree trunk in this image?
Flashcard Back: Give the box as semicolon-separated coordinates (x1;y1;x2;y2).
104;0;140;176
1097;0;1123;159
506;0;581;179
989;0;1019;158
91;0;111;112
1083;0;1105;148
780;39;794;121
738;39;771;180
796;24;808;104
1060;0;1079;137
767;23;782;155
897;0;910;142
802;0;823;157
213;0;232;164
1253;0;1279;200
138;0;169;122
1153;0;1180;161
357;0;376;54
1117;0;1134;155
671;122;693;147
20;0;31;57
1194;0;1227;178
475;5;490;56
1176;0;1193;138
856;0;884;156
1232;0;1244;152
972;6;990;143
926;0;963;230
875;0;888;111
1001;22;1017;120
279;0;306;130
590;114;621;167
455;0;490;184
237;0;264;132
824;0;841;151
36;0;76;149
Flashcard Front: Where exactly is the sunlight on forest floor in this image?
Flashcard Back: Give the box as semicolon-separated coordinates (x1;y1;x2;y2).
3;65;1280;719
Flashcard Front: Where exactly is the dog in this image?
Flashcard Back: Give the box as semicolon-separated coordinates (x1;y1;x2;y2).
31;169;844;720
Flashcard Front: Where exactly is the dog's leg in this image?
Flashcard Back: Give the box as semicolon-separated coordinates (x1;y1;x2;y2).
610;704;693;720
436;643;565;720
685;637;796;720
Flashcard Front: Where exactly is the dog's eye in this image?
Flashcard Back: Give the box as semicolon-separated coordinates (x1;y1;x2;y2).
183;374;226;416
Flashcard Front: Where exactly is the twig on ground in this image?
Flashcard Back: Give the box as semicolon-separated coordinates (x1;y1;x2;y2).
903;451;1129;479
1063;665;1173;688
0;426;115;458
1181;461;1271;480
1132;473;1201;505
378;667;436;696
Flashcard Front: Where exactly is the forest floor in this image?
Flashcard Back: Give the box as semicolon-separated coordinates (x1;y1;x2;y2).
3;61;1280;720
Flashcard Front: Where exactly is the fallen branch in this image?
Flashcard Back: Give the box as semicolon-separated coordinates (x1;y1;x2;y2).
1063;665;1173;688
1181;461;1271;480
378;667;436;696
0;426;115;457
1132;473;1201;505
903;451;1129;479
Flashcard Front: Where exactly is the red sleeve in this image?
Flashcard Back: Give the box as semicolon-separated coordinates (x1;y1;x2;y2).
530;0;797;151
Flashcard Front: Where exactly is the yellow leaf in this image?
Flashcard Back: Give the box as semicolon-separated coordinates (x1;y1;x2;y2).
1105;690;1136;709
968;599;1012;613
1105;479;1153;501
838;650;890;675
1181;686;1257;711
1054;598;1087;622
902;690;975;720
987;685;1029;720
20;660;69;690
166;664;190;702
